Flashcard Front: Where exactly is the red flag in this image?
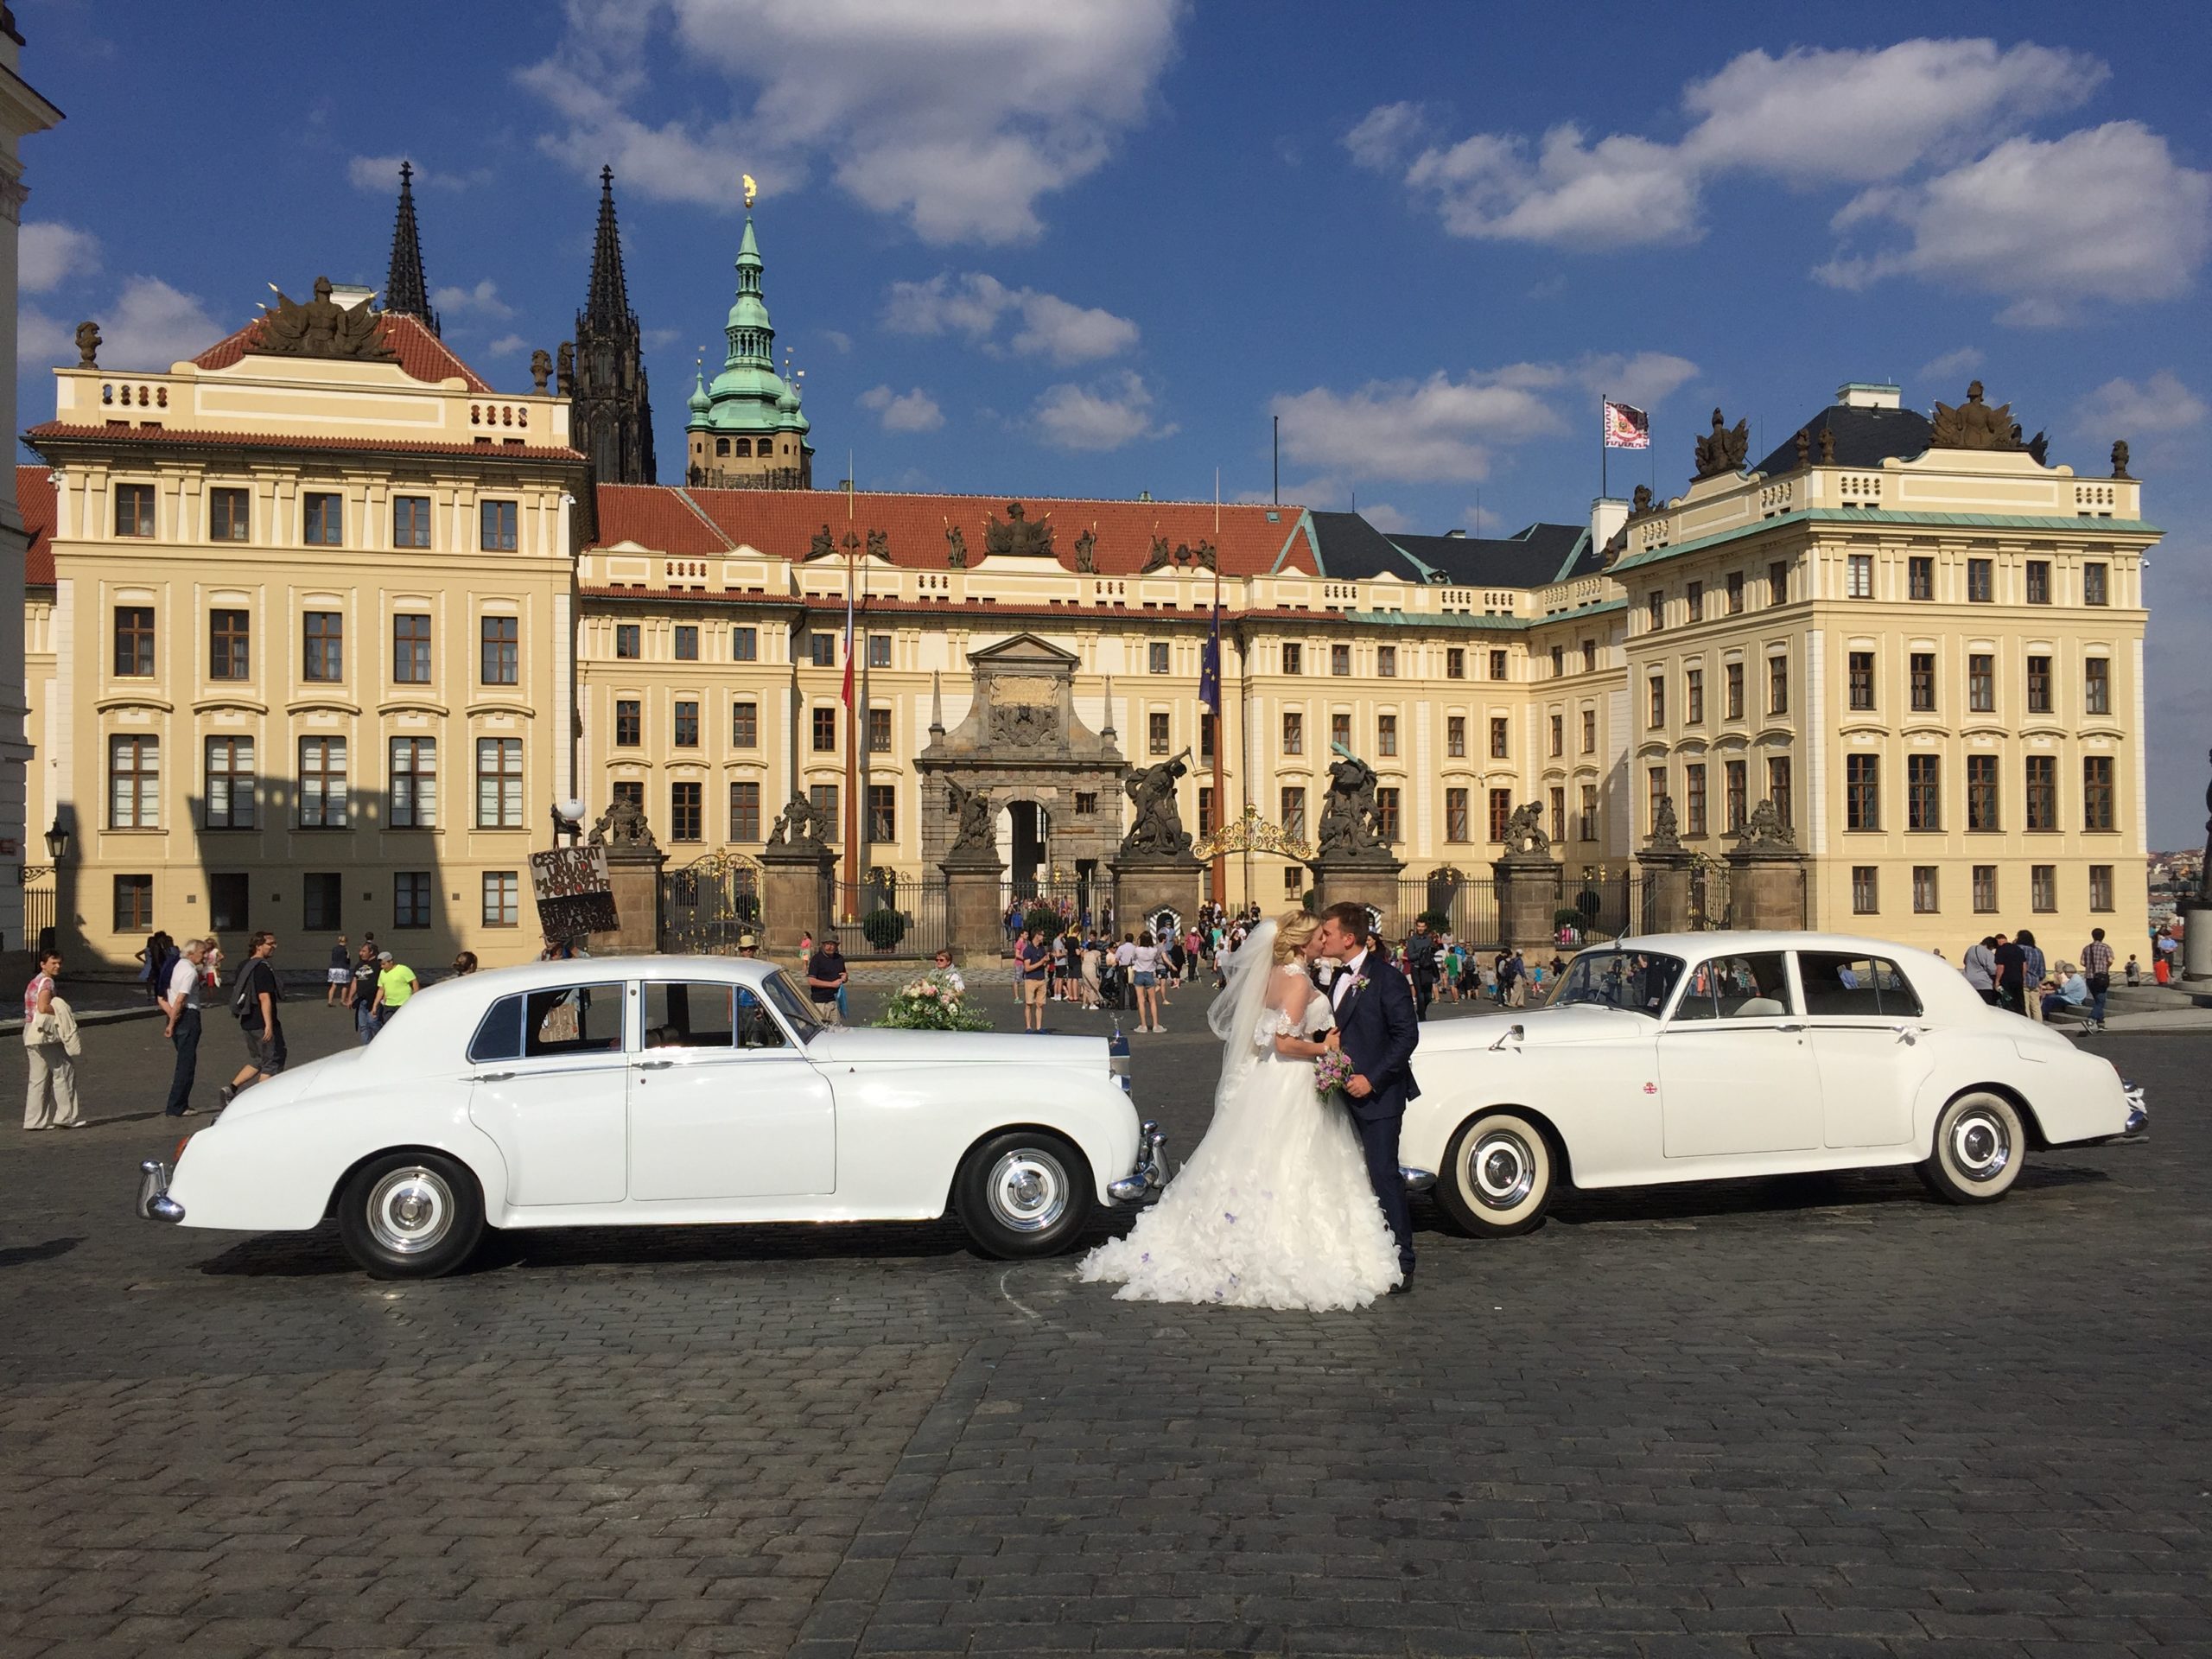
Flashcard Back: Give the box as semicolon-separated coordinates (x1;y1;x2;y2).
840;582;855;709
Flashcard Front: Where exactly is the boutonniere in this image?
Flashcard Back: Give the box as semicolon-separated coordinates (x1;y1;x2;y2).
1345;974;1371;996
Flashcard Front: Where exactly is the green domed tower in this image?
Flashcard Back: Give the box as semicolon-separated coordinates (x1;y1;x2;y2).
685;192;814;489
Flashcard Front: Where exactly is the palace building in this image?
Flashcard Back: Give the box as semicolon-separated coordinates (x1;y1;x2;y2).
18;179;2157;969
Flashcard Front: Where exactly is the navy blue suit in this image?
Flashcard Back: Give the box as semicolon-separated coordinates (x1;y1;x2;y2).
1327;953;1421;1274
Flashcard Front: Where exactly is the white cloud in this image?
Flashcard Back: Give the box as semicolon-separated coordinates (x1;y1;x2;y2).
20;223;100;294
822;328;853;354
1359;41;2101;251
1345;39;2209;318
882;270;1137;364
1031;370;1172;451
1269;352;1697;486
520;0;1181;245
1918;346;1985;381
1357;501;1412;533
484;334;530;357
431;278;515;320
2074;371;2207;437
1815;123;2212;324
53;276;222;372
859;382;946;433
347;155;486;193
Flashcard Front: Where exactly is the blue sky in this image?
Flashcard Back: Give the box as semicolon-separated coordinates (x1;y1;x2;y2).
14;0;2210;845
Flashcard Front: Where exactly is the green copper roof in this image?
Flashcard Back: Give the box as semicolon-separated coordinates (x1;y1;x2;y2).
689;208;810;441
686;370;710;415
1610;505;2164;574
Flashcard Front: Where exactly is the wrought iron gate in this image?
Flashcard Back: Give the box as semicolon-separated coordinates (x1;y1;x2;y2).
826;873;948;961
661;850;764;954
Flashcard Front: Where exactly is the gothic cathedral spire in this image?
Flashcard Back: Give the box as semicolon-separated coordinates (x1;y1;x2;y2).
569;165;656;486
385;161;438;336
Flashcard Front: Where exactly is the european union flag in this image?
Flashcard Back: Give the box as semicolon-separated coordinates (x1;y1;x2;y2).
1198;598;1221;712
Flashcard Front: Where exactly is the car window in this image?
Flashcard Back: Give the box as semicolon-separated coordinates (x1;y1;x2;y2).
1672;952;1796;1021
467;994;525;1064
1549;949;1684;1015
1796;952;1924;1019
759;969;823;1039
524;982;626;1057
643;981;788;1051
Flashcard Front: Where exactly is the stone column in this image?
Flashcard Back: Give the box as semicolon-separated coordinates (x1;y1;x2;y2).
1726;845;1810;931
1636;849;1696;936
587;842;668;956
943;850;1007;962
1306;852;1403;931
1110;852;1207;940
757;843;833;956
1493;853;1564;953
2180;901;2212;984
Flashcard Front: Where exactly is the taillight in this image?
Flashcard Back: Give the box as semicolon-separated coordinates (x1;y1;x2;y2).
175;1135;192;1160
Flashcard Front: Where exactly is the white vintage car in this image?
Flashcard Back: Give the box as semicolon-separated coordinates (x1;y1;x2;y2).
137;955;1167;1278
1402;931;2146;1236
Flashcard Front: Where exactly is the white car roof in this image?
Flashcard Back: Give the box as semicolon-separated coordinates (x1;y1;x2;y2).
1578;931;1986;1018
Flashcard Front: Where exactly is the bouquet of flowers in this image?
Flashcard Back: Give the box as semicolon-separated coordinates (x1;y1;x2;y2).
877;969;992;1032
1313;1048;1357;1097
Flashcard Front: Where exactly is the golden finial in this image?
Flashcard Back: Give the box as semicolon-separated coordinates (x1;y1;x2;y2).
741;173;757;210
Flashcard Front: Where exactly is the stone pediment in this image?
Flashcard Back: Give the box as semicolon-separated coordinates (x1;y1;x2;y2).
919;632;1119;766
963;632;1077;667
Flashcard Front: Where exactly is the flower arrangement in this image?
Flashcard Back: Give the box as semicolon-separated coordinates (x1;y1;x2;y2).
1313;1048;1357;1096
877;969;992;1032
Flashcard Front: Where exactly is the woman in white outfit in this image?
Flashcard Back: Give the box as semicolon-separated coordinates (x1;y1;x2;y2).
1078;912;1403;1310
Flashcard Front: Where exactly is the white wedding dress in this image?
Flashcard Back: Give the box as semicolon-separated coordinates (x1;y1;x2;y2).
1079;931;1403;1311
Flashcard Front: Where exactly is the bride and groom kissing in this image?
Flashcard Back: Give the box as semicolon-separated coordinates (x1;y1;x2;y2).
1079;904;1421;1311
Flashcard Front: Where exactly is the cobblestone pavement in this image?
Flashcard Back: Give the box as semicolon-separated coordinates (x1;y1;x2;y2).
0;972;2205;1656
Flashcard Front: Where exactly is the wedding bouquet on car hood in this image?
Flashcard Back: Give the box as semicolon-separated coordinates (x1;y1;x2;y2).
877;969;993;1031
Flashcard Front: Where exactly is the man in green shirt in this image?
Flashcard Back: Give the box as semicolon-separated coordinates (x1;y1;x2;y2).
371;951;418;1034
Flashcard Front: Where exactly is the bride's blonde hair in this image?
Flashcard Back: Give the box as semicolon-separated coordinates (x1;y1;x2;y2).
1273;910;1320;963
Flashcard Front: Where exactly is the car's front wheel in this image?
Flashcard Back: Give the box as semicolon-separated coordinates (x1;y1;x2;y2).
1917;1090;2025;1205
1436;1110;1556;1237
954;1130;1094;1259
337;1152;485;1278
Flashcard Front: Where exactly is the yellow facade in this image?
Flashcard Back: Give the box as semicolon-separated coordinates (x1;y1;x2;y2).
28;324;2155;969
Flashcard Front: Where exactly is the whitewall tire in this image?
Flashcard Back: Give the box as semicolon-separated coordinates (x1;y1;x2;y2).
1918;1091;2025;1205
1436;1110;1556;1237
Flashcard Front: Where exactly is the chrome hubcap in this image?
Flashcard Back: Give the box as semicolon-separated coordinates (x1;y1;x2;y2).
366;1166;454;1255
1469;1128;1537;1211
987;1150;1068;1233
1949;1107;2012;1182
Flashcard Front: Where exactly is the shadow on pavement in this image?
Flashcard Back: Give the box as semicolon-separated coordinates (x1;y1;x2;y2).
0;1236;79;1268
1541;1159;2111;1226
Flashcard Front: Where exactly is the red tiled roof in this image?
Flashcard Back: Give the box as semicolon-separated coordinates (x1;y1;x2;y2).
18;465;54;586
192;310;494;394
589;485;1317;576
23;423;583;463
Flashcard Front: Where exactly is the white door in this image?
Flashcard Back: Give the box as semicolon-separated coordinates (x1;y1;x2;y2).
467;978;632;1206
628;980;836;1201
1658;949;1822;1158
1795;950;1935;1149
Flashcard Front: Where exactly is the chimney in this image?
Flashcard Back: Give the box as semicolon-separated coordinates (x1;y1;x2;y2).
1836;381;1901;410
1590;495;1629;550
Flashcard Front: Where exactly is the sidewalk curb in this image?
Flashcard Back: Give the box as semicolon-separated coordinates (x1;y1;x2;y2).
0;1003;162;1037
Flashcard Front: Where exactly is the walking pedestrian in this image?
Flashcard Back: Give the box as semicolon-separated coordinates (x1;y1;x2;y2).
220;931;285;1106
1407;919;1440;1020
161;938;207;1117
22;946;82;1129
1506;949;1529;1008
1128;930;1166;1033
1993;932;2026;1015
351;942;380;1046
372;951;418;1032
2081;927;2115;1032
2154;927;2176;984
806;933;848;1027
326;935;351;1006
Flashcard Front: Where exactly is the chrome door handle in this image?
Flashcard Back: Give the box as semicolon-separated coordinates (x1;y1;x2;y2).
472;1071;514;1083
1776;1021;1806;1032
638;1059;674;1071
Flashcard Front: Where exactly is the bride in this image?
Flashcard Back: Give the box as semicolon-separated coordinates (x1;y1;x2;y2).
1078;912;1404;1310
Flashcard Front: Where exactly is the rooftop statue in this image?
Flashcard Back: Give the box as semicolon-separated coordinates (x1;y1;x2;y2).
73;320;99;368
259;276;395;363
2112;440;2133;480
1929;381;2022;451
1693;408;1749;480
1646;792;1681;853
944;523;968;569
1074;528;1097;575
984;500;1053;559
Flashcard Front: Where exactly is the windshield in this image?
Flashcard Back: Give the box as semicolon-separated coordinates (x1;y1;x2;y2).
1548;949;1685;1015
760;969;823;1040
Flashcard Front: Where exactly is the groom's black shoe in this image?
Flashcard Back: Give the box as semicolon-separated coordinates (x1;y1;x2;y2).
1389;1269;1414;1296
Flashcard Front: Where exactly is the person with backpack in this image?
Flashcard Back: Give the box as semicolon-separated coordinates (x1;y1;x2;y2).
219;931;285;1105
137;928;179;1007
350;942;380;1046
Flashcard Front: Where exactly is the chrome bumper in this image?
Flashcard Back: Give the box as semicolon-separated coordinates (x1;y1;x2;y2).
2120;1081;2148;1140
1107;1119;1170;1204
137;1160;185;1224
1401;1166;1437;1194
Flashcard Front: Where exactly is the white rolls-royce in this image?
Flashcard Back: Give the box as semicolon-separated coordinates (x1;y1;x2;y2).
136;956;1167;1278
1402;931;2146;1236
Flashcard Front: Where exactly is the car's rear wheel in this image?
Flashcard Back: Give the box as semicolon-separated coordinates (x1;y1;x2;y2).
1436;1110;1555;1237
955;1130;1093;1259
337;1152;485;1278
1918;1090;2025;1205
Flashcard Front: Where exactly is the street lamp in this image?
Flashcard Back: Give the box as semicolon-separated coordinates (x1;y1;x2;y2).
41;814;67;864
550;798;587;846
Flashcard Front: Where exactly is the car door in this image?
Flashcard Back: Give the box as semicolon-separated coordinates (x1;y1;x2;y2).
1795;950;1935;1149
627;978;836;1201
1657;949;1823;1158
466;978;632;1206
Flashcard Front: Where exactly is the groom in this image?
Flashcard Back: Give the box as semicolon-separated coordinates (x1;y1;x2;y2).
1310;903;1421;1291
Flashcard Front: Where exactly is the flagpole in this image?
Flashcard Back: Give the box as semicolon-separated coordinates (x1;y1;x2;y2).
1600;392;1608;501
1210;557;1226;907
842;532;858;912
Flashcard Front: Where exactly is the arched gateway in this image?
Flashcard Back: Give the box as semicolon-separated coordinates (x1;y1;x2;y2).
915;634;1126;905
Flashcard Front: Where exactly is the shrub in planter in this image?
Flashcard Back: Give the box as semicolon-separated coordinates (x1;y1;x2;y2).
1417;908;1453;935
861;908;909;950
1554;906;1586;929
1021;904;1064;937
